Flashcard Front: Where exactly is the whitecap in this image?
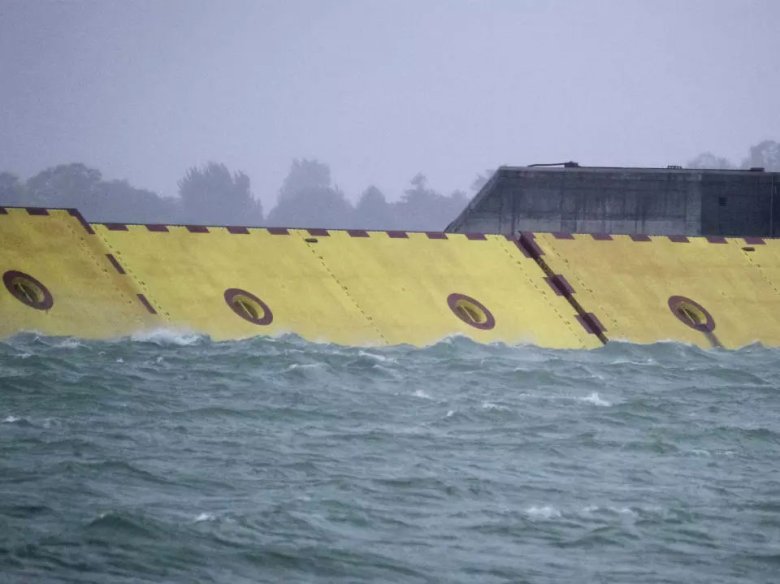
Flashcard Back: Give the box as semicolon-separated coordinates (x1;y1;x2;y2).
413;389;433;400
358;350;396;363
194;512;215;523
525;505;562;520
481;401;510;411
129;329;204;346
445;410;455;418
579;392;611;407
3;415;21;423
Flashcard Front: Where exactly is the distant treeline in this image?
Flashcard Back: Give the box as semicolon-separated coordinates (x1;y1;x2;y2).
0;159;483;231
2;140;777;230
686;140;780;172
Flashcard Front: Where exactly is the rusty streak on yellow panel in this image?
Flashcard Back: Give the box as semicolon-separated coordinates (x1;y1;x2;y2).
304;231;597;348
94;225;382;344
0;209;159;338
534;233;780;348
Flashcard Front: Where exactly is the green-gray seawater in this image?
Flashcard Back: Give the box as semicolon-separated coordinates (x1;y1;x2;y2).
2;332;779;583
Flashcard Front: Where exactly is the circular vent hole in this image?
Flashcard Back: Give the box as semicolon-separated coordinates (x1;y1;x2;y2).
3;270;53;310
224;288;273;326
447;293;496;330
668;295;714;332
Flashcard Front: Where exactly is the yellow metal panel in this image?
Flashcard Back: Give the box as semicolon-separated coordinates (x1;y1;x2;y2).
534;233;780;348
304;230;597;348
0;208;158;338
93;225;382;344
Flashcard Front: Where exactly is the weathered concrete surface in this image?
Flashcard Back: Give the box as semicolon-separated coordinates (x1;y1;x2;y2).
447;166;780;237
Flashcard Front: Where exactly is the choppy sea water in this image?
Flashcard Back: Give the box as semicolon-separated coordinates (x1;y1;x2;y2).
2;332;780;583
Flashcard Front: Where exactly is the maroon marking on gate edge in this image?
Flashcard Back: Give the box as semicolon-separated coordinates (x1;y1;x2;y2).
466;233;487;240
668;235;689;242
137;294;157;315
426;232;448;239
744;236;766;245
576;313;606;335
67;209;94;234
104;223;128;231
591;233;613;241
227;226;249;234
308;228;330;236
544;274;575;297
552;232;574;239
146;224;169;232
387;231;408;239
347;229;369;237
517;233;544;259
26;208;49;216
706;236;727;244
105;254;125;275
267;227;289;235
630;234;651;241
186;225;209;233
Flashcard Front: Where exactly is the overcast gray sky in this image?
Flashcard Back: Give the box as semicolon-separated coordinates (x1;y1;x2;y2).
1;0;779;207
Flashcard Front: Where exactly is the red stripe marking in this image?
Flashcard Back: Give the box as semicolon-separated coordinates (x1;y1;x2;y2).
67;209;94;234
307;228;330;236
104;223;128;231
146;224;169;232
347;229;369;237
668;235;689;242
591;233;613;241
426;232;448;239
267;227;289;235
706;236;727;243
552;232;574;239
630;234;651;241
744;236;766;245
26;208;49;216
545;274;575;297
105;254;125;275
186;225;209;233
466;233;487;240
137;294;157;315
387;231;408;239
576;313;606;335
227;226;249;234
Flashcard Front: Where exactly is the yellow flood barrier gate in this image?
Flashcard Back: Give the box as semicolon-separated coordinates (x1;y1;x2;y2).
2;206;780;349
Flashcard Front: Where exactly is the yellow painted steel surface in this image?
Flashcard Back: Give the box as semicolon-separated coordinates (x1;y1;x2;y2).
533;233;780;348
93;225;596;348
301;230;596;347
0;209;159;338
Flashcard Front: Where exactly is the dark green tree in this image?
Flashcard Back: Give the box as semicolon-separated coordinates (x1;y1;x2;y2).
685;153;735;169
742;140;780;171
393;173;468;231
26;163;103;207
352;185;396;229
178;162;262;226
267;159;353;228
0;172;27;205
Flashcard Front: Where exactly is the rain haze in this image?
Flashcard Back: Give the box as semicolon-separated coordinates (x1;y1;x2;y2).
1;0;779;226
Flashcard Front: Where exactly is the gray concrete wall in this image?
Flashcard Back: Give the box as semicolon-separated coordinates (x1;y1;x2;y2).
447;166;779;237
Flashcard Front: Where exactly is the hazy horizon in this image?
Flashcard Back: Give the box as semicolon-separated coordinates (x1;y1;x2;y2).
2;0;779;206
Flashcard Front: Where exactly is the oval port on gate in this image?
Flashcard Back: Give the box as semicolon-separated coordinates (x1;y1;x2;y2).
224;288;273;325
3;270;54;311
667;295;715;332
447;293;496;330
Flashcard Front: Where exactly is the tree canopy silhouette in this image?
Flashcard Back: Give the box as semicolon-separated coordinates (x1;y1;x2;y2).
178;162;262;225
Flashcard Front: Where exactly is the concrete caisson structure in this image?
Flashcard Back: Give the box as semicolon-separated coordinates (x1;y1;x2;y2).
447;165;780;237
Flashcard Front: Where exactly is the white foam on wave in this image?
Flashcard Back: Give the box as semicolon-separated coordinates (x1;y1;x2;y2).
358;350;396;363
525;505;562;520
194;512;216;523
579;392;612;407
129;329;205;346
413;389;433;400
481;401;510;411
3;415;21;423
285;363;323;372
